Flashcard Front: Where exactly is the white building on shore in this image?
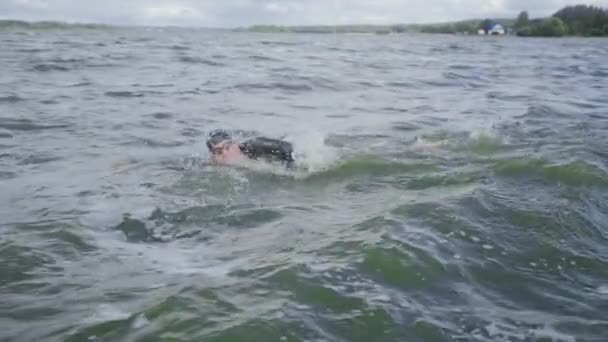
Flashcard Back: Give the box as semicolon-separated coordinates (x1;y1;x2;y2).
489;23;506;35
478;22;506;35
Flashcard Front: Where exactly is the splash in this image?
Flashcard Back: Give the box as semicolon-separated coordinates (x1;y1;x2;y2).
408;135;445;152
287;130;340;173
204;130;341;178
466;129;507;155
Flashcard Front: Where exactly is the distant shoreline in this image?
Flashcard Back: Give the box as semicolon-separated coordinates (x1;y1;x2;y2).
0;19;112;30
0;19;519;35
0;20;495;35
2;7;607;39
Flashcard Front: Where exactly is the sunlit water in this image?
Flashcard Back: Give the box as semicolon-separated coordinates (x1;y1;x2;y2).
1;27;608;342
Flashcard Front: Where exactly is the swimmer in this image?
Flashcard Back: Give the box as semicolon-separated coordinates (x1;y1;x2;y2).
206;129;295;167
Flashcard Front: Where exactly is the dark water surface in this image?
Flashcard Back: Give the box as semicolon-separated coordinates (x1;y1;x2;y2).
1;27;608;342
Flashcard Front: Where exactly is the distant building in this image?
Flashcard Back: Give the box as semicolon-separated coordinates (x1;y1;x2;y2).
488;24;505;35
477;20;506;35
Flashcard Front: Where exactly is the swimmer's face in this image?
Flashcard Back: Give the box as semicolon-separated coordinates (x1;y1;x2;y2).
210;140;232;156
210;141;242;162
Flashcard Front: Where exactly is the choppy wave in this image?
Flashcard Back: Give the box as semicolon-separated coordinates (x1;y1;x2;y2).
494;159;608;186
232;82;314;92
248;54;281;62
32;63;70;72
104;90;145;98
0;95;25;103
178;56;225;66
0;118;70;131
146;112;173;120
18;154;62;165
306;157;438;180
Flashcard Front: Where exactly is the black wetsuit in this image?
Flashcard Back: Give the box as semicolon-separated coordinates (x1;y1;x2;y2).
238;137;295;166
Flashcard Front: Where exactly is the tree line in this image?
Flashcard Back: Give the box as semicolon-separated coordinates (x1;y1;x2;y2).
0;19;110;30
417;4;608;37
516;5;608;36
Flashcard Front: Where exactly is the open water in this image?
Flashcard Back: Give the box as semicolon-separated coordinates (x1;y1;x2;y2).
1;27;608;341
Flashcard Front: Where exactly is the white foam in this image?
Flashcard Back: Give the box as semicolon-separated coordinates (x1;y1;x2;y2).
82;304;131;325
484;321;501;337
286;130;340;173
468;128;508;146
597;285;608;295
131;313;150;329
483;322;525;340
529;325;575;342
469;128;497;140
409;136;444;152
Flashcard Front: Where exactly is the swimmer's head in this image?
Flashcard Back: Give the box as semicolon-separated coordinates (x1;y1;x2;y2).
206;129;233;155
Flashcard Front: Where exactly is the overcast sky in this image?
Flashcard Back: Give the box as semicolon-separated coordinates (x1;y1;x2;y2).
1;0;606;27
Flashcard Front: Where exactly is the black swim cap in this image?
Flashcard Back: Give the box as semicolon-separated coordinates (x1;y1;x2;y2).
206;129;231;151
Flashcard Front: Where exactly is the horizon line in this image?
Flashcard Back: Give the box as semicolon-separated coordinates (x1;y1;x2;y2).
0;15;544;30
1;4;604;30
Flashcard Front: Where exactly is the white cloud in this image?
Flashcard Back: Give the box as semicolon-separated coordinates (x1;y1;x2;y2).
11;0;48;9
264;2;289;14
142;4;203;21
0;0;606;27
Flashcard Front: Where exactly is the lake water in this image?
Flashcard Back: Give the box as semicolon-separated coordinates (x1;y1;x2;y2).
1;27;608;342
